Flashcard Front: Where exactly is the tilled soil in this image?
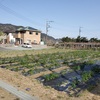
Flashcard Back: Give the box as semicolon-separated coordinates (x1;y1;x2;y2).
0;68;100;100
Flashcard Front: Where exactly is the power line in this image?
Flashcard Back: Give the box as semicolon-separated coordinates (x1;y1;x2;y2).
0;2;83;33
0;3;91;34
0;1;100;39
0;3;44;27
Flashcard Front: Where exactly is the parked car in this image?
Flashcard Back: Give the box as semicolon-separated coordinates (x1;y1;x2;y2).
22;43;32;48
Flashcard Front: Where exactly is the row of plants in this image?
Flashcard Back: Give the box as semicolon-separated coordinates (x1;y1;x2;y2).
71;65;100;89
40;66;99;97
0;50;99;63
0;50;99;76
43;73;60;81
0;49;99;96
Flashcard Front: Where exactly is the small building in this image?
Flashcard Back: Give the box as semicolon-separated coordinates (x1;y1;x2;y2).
14;27;41;45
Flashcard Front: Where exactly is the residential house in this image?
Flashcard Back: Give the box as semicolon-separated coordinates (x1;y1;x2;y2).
14;27;41;45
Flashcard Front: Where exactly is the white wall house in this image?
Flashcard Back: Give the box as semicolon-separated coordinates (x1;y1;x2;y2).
7;33;15;44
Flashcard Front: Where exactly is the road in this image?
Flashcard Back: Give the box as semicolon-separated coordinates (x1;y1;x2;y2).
0;47;11;51
0;44;50;50
0;80;38;100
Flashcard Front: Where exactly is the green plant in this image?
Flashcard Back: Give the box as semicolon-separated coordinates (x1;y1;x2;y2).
60;70;66;75
82;71;93;82
27;69;34;75
43;73;59;81
71;77;80;88
71;82;76;88
73;65;81;71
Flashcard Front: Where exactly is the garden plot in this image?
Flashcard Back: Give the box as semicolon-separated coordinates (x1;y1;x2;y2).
37;63;100;96
0;50;100;96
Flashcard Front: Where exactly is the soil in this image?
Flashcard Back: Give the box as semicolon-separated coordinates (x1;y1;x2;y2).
0;87;19;100
0;68;100;100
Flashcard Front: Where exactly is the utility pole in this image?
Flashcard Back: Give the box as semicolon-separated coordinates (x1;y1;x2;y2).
45;21;53;44
79;27;82;37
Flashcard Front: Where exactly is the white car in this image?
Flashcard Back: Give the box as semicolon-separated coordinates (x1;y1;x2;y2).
22;43;32;48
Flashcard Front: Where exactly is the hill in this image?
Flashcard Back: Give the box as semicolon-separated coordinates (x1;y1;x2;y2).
0;23;24;33
0;23;56;44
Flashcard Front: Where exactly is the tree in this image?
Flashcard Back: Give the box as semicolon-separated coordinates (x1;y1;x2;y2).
61;37;66;42
76;36;81;42
76;36;89;42
61;36;74;42
81;37;88;42
61;36;100;43
89;38;100;42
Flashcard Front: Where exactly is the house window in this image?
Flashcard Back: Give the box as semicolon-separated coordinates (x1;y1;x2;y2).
29;32;33;34
36;32;38;35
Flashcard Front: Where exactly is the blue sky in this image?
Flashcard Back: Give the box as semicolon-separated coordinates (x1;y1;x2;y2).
0;0;100;39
